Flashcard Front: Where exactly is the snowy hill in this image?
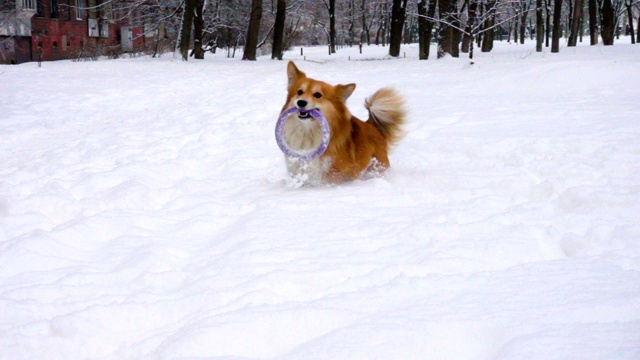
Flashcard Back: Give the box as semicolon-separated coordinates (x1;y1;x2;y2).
1;39;639;359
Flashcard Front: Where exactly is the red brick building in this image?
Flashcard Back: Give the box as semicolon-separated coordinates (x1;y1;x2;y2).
1;0;145;64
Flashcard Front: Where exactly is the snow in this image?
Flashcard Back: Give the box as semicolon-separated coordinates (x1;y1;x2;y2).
1;39;640;359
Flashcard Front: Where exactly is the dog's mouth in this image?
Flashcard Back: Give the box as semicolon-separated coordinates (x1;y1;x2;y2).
298;110;311;119
297;109;320;120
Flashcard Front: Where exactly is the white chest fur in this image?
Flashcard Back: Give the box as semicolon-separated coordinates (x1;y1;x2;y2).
282;116;332;184
282;116;323;151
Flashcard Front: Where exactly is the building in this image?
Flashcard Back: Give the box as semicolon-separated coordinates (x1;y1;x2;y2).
1;0;145;64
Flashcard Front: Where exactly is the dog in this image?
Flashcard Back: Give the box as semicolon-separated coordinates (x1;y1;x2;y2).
281;61;406;184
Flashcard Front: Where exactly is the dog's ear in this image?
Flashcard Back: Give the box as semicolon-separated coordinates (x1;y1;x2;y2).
287;61;306;89
336;83;356;101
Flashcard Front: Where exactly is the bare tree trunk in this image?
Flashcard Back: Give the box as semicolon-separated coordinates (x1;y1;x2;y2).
438;0;453;57
328;0;336;53
272;0;286;59
451;7;461;57
520;10;528;44
361;0;370;45
192;0;205;59
348;0;355;46
418;0;436;59
625;1;635;44
462;0;478;54
568;0;583;46
546;0;551;46
600;0;615;45
579;6;585;42
551;0;563;52
243;0;262;60
513;13;519;43
530;17;535;40
389;0;407;57
179;0;196;61
153;24;163;58
403;12;415;44
418;0;428;59
536;0;544;51
378;2;389;46
425;0;436;54
637;14;640;43
482;1;496;52
588;0;598;44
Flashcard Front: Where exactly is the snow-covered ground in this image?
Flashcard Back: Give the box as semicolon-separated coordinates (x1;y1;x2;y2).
1;38;639;359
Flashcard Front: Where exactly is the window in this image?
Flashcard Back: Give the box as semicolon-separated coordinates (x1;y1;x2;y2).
102;1;115;21
75;0;85;20
50;0;58;18
22;0;37;10
36;0;45;16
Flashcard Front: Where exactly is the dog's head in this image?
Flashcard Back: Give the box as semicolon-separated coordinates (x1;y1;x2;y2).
284;61;356;121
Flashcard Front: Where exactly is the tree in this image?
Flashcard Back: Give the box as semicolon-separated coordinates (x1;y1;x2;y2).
389;0;408;57
438;0;459;57
536;0;544;51
481;0;498;53
375;2;389;46
192;0;206;59
50;0;633;65
346;0;356;46
325;0;336;53
179;0;197;61
589;0;598;44
568;0;583;46
417;0;436;59
625;0;635;44
517;0;532;44
272;0;286;59
545;0;552;46
551;0;563;52
243;0;263;60
601;0;615;45
449;2;461;57
361;0;371;45
464;0;479;58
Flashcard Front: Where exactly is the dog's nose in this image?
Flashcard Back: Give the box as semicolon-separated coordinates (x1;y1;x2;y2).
297;99;308;108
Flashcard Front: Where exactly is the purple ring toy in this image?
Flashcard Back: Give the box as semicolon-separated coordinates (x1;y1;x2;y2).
275;107;331;161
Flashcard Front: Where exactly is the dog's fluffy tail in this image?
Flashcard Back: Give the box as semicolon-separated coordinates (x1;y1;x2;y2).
365;87;406;147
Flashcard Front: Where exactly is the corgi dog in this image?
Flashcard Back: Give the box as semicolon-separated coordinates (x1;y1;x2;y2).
281;61;406;184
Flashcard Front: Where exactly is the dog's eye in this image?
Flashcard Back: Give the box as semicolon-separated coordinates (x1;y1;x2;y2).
313;92;322;98
297;89;303;96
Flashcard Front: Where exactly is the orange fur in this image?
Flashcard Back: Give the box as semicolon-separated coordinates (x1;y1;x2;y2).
281;61;406;184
